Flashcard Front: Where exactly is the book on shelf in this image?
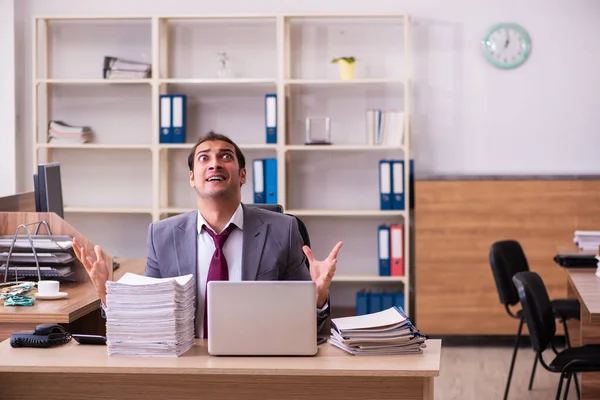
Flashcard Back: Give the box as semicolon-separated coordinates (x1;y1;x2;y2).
105;272;195;357
329;306;427;356
103;56;151;79
47;120;94;144
366;109;404;146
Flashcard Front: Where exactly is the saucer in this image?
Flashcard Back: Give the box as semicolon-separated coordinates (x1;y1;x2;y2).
35;292;68;300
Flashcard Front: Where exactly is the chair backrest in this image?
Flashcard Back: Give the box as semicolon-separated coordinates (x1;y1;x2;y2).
512;271;556;353
489;240;530;306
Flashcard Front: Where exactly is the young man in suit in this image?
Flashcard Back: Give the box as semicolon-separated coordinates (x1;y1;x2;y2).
73;131;343;337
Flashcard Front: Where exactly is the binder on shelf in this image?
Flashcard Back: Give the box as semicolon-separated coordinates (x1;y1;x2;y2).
159;94;172;143
391;160;404;210
356;290;404;315
252;159;265;204
171;94;186;144
378;225;390;276
390;224;404;276
369;291;383;314
265;94;277;144
378;160;392;210
264;158;277;204
356;290;370;315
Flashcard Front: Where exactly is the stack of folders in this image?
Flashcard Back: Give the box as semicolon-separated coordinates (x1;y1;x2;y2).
103;56;151;79
105;273;195;357
573;231;600;251
379;159;413;210
47;121;94;145
330;306;427;356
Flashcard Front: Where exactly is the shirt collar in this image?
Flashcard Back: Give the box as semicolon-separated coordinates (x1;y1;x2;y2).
197;203;244;235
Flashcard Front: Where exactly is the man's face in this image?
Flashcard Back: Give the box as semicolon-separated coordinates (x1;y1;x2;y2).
189;140;246;199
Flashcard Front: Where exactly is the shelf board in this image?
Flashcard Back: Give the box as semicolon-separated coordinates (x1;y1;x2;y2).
37;143;152;150
159;144;277;150
64;206;153;214
286;209;406;217
285;144;405;152
158;78;277;85
160;208;194;214
285;78;404;85
37;78;152;85
333;275;406;283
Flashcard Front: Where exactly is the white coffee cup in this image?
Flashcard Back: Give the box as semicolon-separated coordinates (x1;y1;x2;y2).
37;280;60;296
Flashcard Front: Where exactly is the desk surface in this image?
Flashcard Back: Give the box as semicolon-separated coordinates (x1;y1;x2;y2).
0;258;145;324
0;338;441;378
569;269;600;324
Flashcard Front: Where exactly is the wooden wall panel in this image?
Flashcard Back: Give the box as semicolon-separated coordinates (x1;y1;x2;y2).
415;179;600;335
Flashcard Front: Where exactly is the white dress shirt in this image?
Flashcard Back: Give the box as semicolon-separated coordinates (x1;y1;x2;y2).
195;203;244;338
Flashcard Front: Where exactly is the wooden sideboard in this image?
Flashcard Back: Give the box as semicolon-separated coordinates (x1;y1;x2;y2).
415;178;600;335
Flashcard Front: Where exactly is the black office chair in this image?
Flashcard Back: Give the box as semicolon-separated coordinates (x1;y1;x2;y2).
489;240;580;400
513;271;600;400
247;203;284;213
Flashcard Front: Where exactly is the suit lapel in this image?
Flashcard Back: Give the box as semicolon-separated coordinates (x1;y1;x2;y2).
242;204;268;280
174;211;198;279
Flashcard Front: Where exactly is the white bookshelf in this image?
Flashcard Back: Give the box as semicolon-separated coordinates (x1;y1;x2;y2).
32;13;413;318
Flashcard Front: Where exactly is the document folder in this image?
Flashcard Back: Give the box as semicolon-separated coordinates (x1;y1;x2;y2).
378;225;390;276
171;94;186;144
159;95;172;143
391;160;404;210
253;159;266;203
265;94;277;144
264;158;277;204
379;160;392;210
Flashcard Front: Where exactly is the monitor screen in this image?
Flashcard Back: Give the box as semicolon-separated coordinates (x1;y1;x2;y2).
35;162;64;219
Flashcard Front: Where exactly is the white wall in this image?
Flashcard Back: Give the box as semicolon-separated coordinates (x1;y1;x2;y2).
0;0;16;196
12;0;600;186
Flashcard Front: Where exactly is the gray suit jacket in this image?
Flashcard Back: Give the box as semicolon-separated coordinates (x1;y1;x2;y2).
143;203;330;335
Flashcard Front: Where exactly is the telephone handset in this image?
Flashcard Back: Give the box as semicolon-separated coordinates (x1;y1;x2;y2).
10;323;72;348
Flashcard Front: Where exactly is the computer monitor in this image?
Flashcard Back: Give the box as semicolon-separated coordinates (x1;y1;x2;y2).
34;162;64;219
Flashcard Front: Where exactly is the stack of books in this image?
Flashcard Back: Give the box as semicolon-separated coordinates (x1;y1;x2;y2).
47;121;94;145
329;306;427;356
103;56;151;79
105;272;195;357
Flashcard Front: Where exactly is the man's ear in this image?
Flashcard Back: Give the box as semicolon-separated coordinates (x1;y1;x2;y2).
189;170;195;187
239;167;247;186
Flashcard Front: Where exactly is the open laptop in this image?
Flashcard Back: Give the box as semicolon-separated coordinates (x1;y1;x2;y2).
206;281;318;356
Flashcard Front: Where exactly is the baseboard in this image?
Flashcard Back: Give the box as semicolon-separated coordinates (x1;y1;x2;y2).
429;335;567;348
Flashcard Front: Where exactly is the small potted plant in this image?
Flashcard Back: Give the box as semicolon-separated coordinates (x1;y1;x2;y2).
331;57;356;80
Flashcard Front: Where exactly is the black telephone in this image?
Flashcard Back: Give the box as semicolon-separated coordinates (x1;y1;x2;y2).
10;323;72;348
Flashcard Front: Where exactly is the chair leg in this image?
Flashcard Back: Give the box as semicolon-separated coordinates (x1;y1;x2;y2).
563;373;572;400
561;318;572;349
555;373;565;400
528;353;538;390
504;317;524;400
573;372;581;400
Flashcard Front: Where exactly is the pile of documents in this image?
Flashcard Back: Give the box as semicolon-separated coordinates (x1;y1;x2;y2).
573;230;600;251
105;272;195;357
103;56;151;79
329;306;427;356
47;120;94;145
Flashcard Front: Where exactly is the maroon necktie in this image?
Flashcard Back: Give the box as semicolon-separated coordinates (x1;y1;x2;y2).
203;223;236;339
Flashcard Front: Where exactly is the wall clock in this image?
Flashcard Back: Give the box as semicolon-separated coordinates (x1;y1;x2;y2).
482;23;531;69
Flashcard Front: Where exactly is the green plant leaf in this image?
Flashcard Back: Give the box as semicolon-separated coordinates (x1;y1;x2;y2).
331;57;356;64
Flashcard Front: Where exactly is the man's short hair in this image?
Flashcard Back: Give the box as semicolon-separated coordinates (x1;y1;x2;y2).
187;131;246;171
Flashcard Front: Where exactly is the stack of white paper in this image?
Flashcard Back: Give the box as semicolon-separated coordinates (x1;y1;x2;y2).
574;231;600;251
105;272;195;357
329;307;427;356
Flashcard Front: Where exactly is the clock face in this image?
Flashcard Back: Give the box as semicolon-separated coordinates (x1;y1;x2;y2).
482;23;531;69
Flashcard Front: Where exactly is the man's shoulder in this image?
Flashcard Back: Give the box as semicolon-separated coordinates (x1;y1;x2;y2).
150;210;195;232
245;205;295;226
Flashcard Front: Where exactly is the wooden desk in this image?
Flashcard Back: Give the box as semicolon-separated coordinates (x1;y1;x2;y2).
0;258;146;341
0;338;440;400
566;268;600;398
